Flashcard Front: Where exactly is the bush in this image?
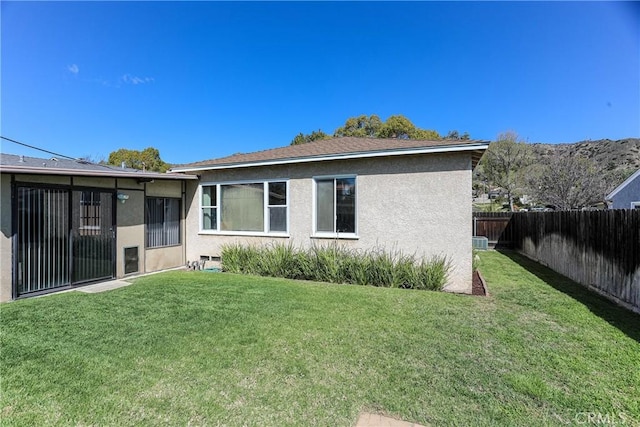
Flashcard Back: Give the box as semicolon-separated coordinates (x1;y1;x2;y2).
221;242;451;291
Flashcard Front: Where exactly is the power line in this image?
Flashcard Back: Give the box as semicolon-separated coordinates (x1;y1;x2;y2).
1;135;78;161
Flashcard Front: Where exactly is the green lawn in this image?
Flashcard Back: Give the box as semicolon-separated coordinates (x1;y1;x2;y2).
1;251;638;426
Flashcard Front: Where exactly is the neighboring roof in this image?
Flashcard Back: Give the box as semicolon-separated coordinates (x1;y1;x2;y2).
171;137;490;172
606;168;640;200
0;153;196;180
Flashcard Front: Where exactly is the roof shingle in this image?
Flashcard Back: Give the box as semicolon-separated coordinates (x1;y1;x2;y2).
173;137;488;171
0;153;196;180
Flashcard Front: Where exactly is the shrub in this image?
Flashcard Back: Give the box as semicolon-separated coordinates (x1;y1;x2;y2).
221;242;451;291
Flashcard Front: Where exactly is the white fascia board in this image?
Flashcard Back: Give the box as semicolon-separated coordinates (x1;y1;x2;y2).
170;142;490;173
606;168;640;200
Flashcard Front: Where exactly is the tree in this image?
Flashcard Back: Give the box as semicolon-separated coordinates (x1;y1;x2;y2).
107;147;170;173
377;115;441;140
291;114;442;144
445;130;471;140
526;153;608;210
333;114;382;137
412;128;442;140
290;129;331;145
481;131;533;211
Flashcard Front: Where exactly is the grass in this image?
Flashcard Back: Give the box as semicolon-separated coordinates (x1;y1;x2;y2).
1;251;639;426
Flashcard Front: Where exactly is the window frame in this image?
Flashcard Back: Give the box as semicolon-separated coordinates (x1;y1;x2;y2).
198;179;290;237
79;190;101;232
312;174;358;239
146;197;181;249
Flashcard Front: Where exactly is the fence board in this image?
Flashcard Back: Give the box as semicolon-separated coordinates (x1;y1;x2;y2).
500;210;640;314
472;212;513;246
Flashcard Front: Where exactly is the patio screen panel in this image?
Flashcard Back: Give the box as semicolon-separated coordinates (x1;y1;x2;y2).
16;187;70;294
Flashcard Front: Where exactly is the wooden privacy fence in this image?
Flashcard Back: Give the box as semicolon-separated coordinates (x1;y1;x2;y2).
474;210;640;313
472;212;514;247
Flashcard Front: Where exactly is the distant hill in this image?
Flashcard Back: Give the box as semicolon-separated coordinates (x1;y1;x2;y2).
531;138;640;181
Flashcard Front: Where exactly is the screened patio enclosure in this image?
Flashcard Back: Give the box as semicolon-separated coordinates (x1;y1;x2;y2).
15;186;116;297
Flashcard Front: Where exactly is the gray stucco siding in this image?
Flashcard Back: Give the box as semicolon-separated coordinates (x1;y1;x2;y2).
1;174;12;302
185;152;473;293
611;173;640;209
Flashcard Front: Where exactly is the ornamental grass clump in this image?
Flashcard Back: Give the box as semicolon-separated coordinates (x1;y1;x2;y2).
221;242;451;291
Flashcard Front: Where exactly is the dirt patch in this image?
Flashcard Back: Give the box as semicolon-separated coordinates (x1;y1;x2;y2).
472;270;487;296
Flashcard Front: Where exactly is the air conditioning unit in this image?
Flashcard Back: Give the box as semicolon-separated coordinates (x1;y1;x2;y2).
472;236;489;250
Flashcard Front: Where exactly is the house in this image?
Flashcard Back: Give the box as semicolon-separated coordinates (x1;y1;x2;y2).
0;154;197;301
171;137;489;293
607;168;640;209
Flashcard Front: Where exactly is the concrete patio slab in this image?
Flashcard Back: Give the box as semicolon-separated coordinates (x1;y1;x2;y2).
355;412;428;427
76;280;132;294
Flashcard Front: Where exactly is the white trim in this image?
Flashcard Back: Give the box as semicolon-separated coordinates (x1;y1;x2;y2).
607;168;640;200
198;230;290;238
631;201;640;209
311;233;359;240
198;179;290;235
170;143;489;173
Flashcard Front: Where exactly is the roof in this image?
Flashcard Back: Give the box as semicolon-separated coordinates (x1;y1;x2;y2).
606;167;640;200
0;153;197;180
171;137;489;172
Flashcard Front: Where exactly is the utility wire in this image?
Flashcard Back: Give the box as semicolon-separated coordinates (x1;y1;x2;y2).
1;135;78;161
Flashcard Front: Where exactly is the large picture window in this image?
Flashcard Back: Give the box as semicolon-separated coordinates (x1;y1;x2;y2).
315;176;356;235
146;197;181;248
200;181;288;234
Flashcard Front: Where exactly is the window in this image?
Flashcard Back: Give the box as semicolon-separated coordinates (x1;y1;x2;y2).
315;176;356;236
221;183;264;231
200;181;288;234
268;182;287;232
201;186;217;230
632;202;640;210
80;191;101;233
146;198;180;247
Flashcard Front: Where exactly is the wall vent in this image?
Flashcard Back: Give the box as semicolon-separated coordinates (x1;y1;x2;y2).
124;246;139;274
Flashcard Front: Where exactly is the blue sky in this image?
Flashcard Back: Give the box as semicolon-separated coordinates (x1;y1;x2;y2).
2;1;639;165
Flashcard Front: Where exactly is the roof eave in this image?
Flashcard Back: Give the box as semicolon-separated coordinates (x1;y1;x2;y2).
606;168;640;200
0;165;198;180
171;142;490;173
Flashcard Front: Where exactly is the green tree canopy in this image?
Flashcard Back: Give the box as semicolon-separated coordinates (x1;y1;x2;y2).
333;114;383;138
290;129;331;145
291;114;444;145
377;115;441;139
107;147;170;173
445;130;471;140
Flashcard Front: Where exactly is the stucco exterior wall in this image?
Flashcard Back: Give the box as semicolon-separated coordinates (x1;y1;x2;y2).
1;174;12;302
184;152;473;293
146;180;183;198
116;189;146;277
143;180;186;272
73;177;116;188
